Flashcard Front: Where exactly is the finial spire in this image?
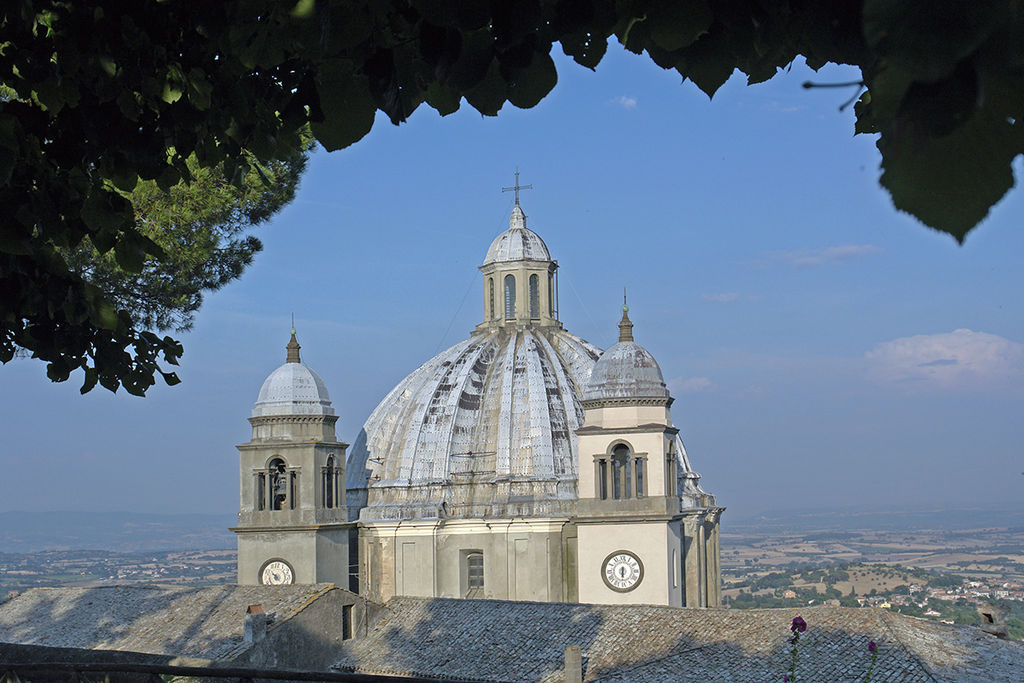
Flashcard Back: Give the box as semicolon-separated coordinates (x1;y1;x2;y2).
502;166;533;206
618;292;634;343
286;317;301;363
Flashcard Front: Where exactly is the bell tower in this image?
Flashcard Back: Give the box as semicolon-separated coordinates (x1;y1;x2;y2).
233;331;351;587
574;305;723;607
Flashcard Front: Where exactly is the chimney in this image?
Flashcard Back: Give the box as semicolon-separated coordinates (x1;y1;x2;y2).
564;645;582;683
977;603;1009;639
244;604;267;645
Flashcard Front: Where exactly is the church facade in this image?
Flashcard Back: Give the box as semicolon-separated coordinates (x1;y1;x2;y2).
234;194;723;607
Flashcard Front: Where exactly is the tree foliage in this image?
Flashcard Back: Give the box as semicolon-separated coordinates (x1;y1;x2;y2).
62;151;307;335
3;0;1022;393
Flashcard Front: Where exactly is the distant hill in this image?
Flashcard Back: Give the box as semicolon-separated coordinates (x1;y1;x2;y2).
3;504;1022;553
727;503;1024;532
0;511;235;553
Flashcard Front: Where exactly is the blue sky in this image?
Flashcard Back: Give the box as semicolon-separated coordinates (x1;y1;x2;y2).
3;46;1023;522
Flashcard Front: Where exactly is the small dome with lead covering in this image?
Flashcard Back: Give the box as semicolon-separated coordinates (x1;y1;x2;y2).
253;332;334;417
583;306;670;402
483;205;552;265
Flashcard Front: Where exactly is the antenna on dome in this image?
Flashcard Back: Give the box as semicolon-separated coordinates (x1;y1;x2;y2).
286;313;301;363
618;290;634;343
502;166;532;206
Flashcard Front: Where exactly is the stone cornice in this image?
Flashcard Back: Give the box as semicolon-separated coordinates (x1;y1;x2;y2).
576;424;679;436
248;414;338;426
581;396;674;409
237;440;349;451
231;522;355;533
572;513;684;524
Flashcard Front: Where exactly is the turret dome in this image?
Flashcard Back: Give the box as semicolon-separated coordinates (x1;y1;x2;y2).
483;206;551;265
252;332;335;417
583;307;669;402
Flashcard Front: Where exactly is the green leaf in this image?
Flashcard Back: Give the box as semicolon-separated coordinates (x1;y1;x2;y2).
679;32;735;98
878;109;1018;241
0;224;33;255
32;77;65;113
94;299;121;331
0;148;18;188
648;0;713;52
80;367;99;394
81;188;134;233
160;370;182;386
464;59;506;116
853;91;877;135
162;83;183;104
310;60;376;151
290;0;316;18
863;0;1000;82
560;31;609;70
186;68;213;110
507;52;557;109
424;81;462;116
449;29;496;91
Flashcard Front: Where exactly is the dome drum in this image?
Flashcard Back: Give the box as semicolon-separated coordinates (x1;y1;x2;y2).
361;477;578;521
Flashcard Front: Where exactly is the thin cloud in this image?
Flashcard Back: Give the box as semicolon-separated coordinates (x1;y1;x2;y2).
701;292;759;303
669;376;714;393
865;329;1024;392
769;244;880;267
609;95;638;110
763;100;804;114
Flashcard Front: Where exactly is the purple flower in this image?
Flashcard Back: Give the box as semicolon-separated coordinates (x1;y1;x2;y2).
868;640;877;653
784;676;789;682
789;635;798;644
791;616;807;633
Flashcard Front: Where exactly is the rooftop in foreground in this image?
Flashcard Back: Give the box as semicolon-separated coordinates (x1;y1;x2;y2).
335;598;1023;682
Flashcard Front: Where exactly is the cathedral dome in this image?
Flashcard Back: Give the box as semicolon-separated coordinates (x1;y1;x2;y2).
583;307;669;402
346;327;601;520
252;333;335;417
483;206;551;265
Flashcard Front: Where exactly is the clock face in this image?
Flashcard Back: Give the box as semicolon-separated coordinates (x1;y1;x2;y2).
260;560;294;586
602;551;644;592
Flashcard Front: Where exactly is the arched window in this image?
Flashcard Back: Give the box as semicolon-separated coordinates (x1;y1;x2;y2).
504;274;516;319
269;458;287;510
666;448;678;497
529;274;540;318
548;273;554;316
612;444;631;499
323;455;335;509
463;550;484;597
488;278;495;319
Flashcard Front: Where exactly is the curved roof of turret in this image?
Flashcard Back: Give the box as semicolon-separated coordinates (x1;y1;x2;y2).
483;205;551;265
252;333;334;417
583;307;669;402
583;342;669;401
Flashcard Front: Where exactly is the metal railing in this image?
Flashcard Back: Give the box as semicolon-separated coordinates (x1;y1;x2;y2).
1;662;499;683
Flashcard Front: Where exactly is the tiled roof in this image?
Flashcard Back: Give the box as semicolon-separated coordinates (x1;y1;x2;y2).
0;584;334;661
333;598;1024;682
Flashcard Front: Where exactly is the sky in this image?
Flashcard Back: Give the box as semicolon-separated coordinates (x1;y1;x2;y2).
2;45;1023;524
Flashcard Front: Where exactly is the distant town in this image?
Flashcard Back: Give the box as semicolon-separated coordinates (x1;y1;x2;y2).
2;508;1022;641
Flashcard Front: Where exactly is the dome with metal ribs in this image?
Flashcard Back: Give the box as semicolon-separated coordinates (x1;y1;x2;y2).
346;327;602;520
483;205;551;265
